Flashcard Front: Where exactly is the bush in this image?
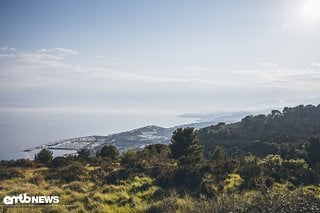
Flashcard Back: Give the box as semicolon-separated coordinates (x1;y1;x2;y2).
147;197;180;213
62;181;86;193
13;159;34;167
28;174;44;185
50;156;69;168
97;145;120;160
191;187;320;213
0;159;34;168
0;166;23;180
48;161;85;182
121;149;138;167
34;148;53;165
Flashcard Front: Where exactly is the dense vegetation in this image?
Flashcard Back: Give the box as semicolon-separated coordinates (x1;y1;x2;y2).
1;104;320;212
199;104;320;158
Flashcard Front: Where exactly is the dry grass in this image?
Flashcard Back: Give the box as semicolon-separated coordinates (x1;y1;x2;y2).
0;167;159;212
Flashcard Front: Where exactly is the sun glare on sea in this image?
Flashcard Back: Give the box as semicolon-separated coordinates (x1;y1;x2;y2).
301;0;320;21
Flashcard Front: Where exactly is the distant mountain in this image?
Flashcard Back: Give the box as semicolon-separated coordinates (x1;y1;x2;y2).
23;120;220;154
93;125;172;153
178;111;251;123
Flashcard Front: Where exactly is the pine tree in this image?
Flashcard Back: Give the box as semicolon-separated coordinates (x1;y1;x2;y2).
34;148;53;165
170;127;203;165
77;148;90;161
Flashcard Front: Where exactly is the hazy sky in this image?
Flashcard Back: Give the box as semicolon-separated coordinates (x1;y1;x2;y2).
1;0;320;115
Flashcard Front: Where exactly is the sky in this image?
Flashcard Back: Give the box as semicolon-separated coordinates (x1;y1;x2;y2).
1;0;320;116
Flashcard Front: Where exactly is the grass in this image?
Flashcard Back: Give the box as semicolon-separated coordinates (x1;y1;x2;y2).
0;167;160;212
1;167;320;212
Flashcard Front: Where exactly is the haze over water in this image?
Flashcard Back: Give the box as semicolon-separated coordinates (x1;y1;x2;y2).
0;108;196;160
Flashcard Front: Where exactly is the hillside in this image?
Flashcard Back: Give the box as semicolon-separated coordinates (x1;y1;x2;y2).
3;104;320;212
199;104;320;157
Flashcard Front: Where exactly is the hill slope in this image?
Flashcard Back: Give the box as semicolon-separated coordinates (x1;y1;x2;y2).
23;121;219;154
199;104;320;156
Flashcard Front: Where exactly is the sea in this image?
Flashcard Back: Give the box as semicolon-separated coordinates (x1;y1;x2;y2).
0;108;196;160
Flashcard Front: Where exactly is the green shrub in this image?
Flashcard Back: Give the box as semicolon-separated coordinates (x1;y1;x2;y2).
97;145;120;160
0;166;23;180
48;161;85;182
62;181;86;193
147;197;180;213
50;156;69;168
34;148;53;165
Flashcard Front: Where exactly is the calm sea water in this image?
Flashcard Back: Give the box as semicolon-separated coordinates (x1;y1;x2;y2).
0;109;196;160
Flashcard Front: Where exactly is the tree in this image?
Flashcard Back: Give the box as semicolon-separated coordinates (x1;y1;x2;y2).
143;144;171;159
305;135;320;167
170;128;203;165
34;148;53;165
121;149;138;168
209;146;226;161
77;148;90;161
50;156;68;168
97;145;120;160
52;161;84;182
271;110;281;117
